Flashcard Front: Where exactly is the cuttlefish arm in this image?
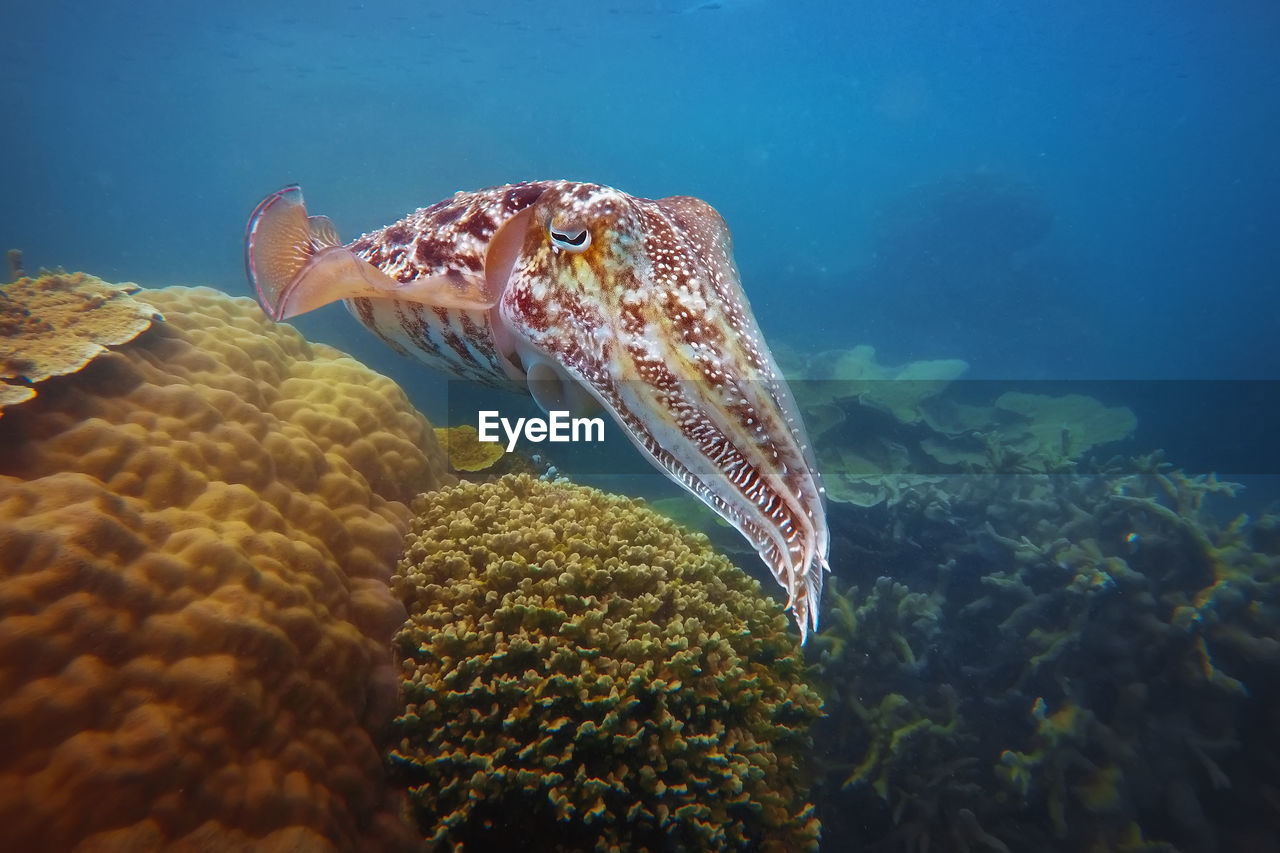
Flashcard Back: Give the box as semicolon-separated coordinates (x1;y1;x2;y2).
493;184;830;641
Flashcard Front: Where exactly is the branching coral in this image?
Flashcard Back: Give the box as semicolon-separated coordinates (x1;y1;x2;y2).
389;473;823;851
809;577;991;852
0;278;452;850
809;460;1280;851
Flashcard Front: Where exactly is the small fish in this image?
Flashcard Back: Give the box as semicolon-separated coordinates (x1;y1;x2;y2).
244;181;829;640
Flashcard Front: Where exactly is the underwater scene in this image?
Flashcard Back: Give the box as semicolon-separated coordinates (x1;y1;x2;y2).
1;2;1278;851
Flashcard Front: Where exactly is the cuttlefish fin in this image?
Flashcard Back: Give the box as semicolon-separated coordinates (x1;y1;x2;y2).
245;184;495;321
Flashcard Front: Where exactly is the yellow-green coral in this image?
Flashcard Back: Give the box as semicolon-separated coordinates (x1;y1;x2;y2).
783;345;1135;508
433;423;506;472
786;344;968;427
809;577;979;844
992;392;1136;459
841;688;960;800
1;271;160;415
389;474;823;851
918;392;1137;474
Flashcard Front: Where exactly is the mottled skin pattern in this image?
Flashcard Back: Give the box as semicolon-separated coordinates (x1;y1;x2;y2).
344;183;546;386
257;180;829;639
496;184;829;638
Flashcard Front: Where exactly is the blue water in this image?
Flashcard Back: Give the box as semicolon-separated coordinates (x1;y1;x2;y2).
3;0;1277;383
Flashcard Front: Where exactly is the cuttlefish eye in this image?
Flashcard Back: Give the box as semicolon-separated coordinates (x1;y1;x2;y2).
548;222;591;253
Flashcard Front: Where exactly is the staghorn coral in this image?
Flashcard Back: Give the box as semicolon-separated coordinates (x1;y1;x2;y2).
808;577;994;852
0;271;160;415
390;473;823;851
810;459;1280;852
0;280;452;850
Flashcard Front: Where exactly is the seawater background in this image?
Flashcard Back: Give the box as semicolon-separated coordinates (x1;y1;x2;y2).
1;0;1277;474
0;0;1274;455
5;1;1278;366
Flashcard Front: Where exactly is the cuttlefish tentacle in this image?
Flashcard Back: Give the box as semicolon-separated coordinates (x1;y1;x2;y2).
244;180;830;641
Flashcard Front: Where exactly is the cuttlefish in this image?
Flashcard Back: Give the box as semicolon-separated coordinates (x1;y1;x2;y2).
244;181;829;641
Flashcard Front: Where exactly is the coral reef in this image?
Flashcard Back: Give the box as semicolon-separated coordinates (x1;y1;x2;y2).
1;271;160;413
434;423;506;472
789;344;969;430
920;391;1136;472
782;345;1136;507
390;473;823;851
0;276;452;850
809;457;1280;851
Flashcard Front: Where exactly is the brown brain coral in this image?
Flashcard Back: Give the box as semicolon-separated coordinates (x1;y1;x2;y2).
0;278;451;851
390;473;823;852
